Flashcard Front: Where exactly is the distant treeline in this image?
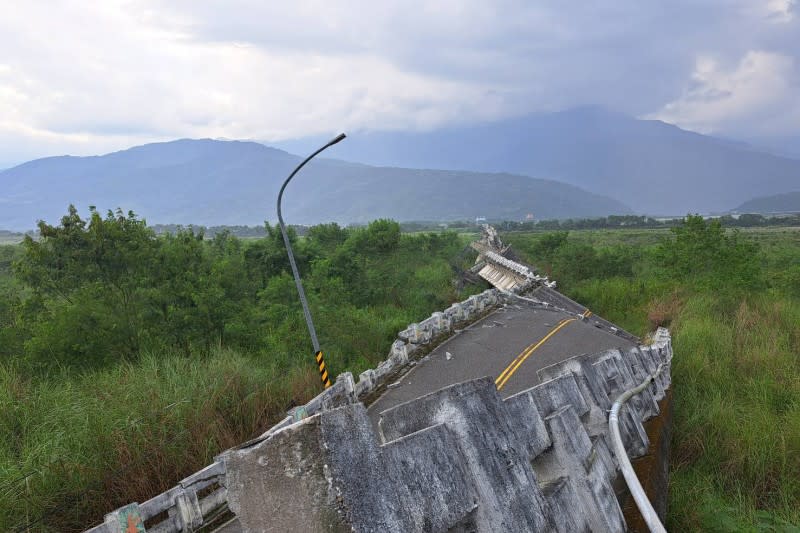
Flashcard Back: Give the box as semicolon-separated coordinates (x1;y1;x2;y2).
495;213;800;232
150;223;271;238
6;212;800;239
148;220;482;237
0;229;30;238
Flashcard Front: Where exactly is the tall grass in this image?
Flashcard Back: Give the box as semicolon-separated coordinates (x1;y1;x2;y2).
0;350;318;532
666;293;800;531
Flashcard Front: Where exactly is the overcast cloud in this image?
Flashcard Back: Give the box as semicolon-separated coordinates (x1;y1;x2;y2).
0;0;798;166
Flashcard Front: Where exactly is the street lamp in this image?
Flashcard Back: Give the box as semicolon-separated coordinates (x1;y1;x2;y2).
276;133;346;389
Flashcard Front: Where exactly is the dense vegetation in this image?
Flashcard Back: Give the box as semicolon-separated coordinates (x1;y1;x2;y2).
505;218;799;531
0;206;480;531
496;212;800;232
2;208;797;531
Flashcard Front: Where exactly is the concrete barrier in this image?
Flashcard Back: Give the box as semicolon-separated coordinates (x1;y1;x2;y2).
355;288;501;400
222;329;672;532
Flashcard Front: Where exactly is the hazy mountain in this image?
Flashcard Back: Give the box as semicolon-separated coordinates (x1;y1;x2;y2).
734;192;800;214
0;139;630;230
742;135;800;160
274;106;800;216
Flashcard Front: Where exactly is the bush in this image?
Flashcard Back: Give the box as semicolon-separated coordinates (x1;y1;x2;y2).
656;215;764;292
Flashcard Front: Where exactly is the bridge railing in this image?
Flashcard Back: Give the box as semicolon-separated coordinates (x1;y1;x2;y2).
85;462;226;533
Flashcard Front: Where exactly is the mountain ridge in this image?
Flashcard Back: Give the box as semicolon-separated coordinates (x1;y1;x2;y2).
0;138;631;231
273;107;800;216
734;191;800;214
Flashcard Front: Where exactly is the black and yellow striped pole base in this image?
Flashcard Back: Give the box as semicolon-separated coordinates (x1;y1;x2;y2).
316;350;332;388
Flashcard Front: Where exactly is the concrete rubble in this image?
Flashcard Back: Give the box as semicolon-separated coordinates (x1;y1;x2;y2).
221;328;672;532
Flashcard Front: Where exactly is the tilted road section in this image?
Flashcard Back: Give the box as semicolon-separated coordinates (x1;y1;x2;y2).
86;227;672;533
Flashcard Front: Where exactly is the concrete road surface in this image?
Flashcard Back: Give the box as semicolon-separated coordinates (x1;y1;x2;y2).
367;300;636;430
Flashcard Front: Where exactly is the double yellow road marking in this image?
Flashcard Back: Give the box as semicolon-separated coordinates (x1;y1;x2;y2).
582;309;593;318
494;317;577;391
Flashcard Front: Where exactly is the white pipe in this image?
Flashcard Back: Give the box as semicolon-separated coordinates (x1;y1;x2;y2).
608;363;667;533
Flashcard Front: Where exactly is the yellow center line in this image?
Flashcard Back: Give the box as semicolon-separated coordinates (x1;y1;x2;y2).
495;318;577;391
494;318;566;386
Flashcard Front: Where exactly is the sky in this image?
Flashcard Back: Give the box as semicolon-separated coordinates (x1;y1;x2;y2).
1;0;798;167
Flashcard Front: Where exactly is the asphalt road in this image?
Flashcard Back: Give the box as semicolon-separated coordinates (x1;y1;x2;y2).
367;300;636;429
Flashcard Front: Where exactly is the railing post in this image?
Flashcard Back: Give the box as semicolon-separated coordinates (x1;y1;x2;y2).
104;503;145;532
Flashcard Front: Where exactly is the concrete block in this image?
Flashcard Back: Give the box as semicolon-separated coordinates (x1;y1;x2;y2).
303;372;356;417
444;302;465;322
429;311;442;332
374;359;395;382
527;373;590;420
355;369;375;398
379;423;477;531
637;346;666;399
539;477;587;533
538;355;612;436
389;339;409;365
223;416;352;532
590;433;618;482
378;378;552;532
596;352;652;423
502;388;552;458
225;402;502;532
397;323;421;343
544;405;626;533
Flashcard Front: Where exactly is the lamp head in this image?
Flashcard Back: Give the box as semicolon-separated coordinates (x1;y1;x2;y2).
328;133;346;146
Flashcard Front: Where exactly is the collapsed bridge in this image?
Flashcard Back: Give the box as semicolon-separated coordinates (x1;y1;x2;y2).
87;226;673;533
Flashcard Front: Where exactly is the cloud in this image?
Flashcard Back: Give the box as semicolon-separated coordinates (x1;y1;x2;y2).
0;0;798;164
765;0;796;22
649;51;800;136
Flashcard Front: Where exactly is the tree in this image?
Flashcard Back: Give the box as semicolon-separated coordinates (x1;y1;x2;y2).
657;214;763;291
348;219;401;255
306;223;348;252
15;206;158;365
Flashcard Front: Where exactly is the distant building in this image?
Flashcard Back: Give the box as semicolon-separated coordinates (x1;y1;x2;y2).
475;216;487;223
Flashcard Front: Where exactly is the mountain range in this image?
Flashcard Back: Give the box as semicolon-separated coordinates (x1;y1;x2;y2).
734;192;800;214
0;139;629;230
276;106;800;216
2;106;799;230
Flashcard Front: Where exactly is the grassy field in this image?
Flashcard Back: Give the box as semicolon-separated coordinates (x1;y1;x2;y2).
506;225;800;531
0;235;24;245
2;218;798;531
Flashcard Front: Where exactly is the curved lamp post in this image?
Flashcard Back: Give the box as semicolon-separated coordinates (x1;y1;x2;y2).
277;133;346;389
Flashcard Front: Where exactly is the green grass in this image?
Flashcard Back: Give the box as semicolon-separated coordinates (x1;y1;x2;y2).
666;293;800;531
